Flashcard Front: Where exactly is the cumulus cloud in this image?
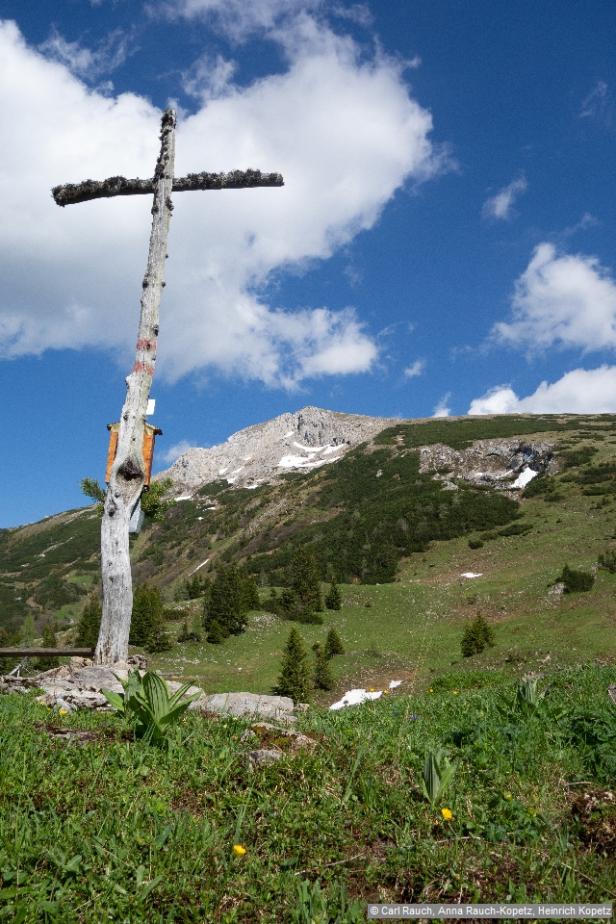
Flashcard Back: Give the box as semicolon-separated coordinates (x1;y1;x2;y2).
331;3;374;28
154;0;324;40
403;359;425;379
432;393;451;417
38;26;135;80
0;18;445;387
482;175;527;221
182;52;236;101
493;243;616;352
160;439;199;463
469;366;616;415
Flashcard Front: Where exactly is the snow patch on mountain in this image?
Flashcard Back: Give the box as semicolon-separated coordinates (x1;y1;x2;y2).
157;406;395;494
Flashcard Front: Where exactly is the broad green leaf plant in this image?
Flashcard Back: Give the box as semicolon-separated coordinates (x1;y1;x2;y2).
103;669;199;747
421;747;456;805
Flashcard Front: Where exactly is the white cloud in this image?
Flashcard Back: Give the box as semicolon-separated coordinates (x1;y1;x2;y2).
580;80;614;128
561;211;598;240
433;393;451;417
0;19;445;388
403;359;425;379
482;175;527;221
493;242;616;352
182;52;236;101
469;366;616;415
154;0;323;40
38;26;135;80
160;439;199;463
331;3;374;28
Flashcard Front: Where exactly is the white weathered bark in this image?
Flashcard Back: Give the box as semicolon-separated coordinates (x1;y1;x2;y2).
94;110;176;664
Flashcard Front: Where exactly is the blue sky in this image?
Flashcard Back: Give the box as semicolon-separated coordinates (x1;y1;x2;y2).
1;0;615;527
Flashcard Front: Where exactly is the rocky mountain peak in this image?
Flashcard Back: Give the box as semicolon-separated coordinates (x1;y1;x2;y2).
157;406;396;495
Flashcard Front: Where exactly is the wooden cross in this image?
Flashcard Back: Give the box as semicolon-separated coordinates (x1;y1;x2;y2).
52;108;284;664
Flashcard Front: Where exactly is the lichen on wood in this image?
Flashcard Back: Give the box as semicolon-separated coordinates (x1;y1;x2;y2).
52;170;284;207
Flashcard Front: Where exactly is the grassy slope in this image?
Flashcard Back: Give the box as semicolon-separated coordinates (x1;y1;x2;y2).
0;665;614;921
153;422;616;696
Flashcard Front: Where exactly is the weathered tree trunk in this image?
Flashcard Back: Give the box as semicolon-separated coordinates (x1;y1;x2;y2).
94;110;176;664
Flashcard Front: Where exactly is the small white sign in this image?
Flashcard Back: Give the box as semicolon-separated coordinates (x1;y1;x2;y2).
146;398;156;416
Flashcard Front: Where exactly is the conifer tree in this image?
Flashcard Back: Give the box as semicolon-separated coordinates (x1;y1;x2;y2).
276;628;312;702
190;610;202;641
130;584;156;646
75;595;102;648
325;577;341;610
324;627;345;659
206;618;227;645
37;620;59;671
239;568;260;611
203;563;247;642
130;584;171;651
178;618;191;642
291;548;322;611
461;614;494;657
19;613;36;646
313;642;334;691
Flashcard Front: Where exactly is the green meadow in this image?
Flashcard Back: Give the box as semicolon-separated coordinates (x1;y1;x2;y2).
1;665;614;921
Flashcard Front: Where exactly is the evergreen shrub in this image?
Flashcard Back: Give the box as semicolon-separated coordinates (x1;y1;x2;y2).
461;615;494;658
558;565;595;593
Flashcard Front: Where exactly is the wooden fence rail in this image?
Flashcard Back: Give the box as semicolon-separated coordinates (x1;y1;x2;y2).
0;648;94;658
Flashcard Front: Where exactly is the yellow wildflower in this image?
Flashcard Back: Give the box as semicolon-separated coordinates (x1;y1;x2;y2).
428;688;433;693
440;807;454;821
232;844;247;857
59;707;69;716
503;792;513;801
452;690;459;695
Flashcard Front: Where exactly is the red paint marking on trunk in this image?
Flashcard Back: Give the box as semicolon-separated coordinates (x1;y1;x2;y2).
132;361;154;375
136;338;157;351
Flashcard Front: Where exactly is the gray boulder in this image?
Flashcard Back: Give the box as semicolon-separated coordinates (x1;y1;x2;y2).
192;691;296;724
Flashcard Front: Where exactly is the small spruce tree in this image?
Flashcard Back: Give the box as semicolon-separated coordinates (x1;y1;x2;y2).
559;564;595;593
313;642;334;691
203;564;247;642
276;628;312;702
239;568;260;611
289;548;322;615
324;627;344;659
206;618;227;645
130;584;170;651
36;620;59;671
190;610;202;641
324;577;341;610
19;613;36;646
461;614;494;658
75;595;101;648
178;618;191;642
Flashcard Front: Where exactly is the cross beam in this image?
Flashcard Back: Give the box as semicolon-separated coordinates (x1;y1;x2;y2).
53;169;283;207
52;107;283;664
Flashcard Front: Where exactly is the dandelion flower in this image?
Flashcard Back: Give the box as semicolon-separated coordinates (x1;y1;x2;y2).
440;807;454;821
59;707;69;716
232;844;247;857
